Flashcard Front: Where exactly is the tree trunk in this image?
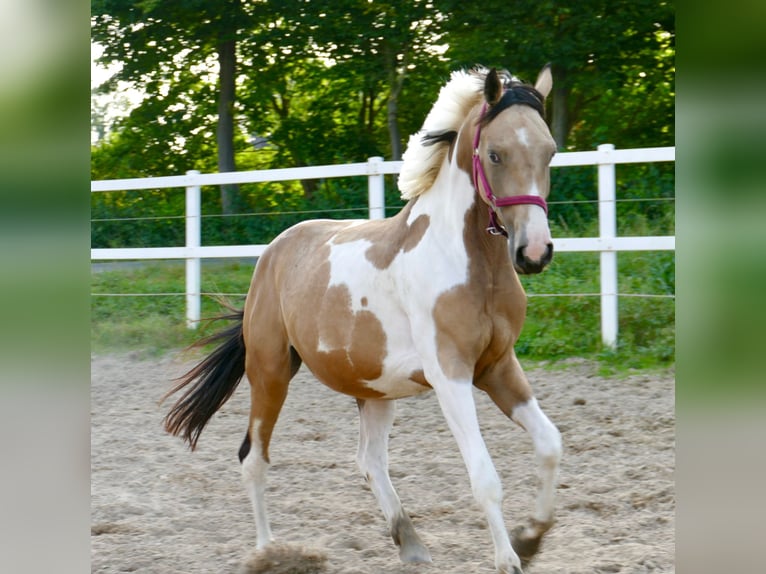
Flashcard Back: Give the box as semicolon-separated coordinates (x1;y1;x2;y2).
551;66;569;150
387;96;402;161
384;41;406;161
217;38;240;215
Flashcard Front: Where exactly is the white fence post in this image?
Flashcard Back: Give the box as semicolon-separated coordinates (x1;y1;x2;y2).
367;156;385;220
597;144;618;348
185;170;201;329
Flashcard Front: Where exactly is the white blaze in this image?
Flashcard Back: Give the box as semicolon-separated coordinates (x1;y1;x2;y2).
516;127;529;148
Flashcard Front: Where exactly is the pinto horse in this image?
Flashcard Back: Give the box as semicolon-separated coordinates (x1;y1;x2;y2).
164;65;562;574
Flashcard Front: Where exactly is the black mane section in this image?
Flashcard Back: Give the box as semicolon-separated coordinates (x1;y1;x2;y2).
421;129;458;147
481;82;545;125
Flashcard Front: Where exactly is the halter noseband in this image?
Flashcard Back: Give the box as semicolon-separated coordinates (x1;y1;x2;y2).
472;102;548;237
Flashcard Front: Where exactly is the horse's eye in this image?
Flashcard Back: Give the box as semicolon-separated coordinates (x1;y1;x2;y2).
488;151;501;164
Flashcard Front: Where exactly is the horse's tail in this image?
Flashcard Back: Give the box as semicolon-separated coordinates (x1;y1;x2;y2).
163;311;246;450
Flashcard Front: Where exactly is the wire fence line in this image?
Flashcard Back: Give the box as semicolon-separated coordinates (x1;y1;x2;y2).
92;291;675;299
91;145;675;347
91;197;675;224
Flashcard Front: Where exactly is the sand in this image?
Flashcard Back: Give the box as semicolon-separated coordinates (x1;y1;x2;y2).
91;352;674;573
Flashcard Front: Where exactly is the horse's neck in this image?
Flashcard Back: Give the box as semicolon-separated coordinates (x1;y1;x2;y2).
406;154;510;272
409;155;474;234
466;193;513;266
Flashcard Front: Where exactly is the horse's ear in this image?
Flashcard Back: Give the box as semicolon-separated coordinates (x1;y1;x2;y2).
484;68;503;105
534;63;553;100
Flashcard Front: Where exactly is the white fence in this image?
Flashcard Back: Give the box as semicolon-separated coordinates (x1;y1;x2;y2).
91;144;675;347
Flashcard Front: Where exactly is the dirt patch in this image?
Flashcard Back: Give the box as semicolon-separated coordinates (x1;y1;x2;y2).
91;353;674;573
241;543;328;574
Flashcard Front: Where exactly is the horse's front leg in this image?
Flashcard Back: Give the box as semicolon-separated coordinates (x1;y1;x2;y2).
509;397;561;564
476;355;562;567
433;380;524;574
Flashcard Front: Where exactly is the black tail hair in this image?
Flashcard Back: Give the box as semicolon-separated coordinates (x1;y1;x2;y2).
163;311;246;450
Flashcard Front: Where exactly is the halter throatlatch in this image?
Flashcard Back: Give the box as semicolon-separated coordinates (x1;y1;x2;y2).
472;103;548;237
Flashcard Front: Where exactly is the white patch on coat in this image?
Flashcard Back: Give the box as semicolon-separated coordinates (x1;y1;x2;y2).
322;157;476;398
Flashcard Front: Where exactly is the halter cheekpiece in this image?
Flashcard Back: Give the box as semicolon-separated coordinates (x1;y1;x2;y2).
472;102;548;237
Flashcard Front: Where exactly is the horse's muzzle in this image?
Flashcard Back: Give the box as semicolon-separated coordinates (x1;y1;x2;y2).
514;242;553;274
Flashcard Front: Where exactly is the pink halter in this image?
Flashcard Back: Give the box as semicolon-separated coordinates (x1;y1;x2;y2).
472;103;548;237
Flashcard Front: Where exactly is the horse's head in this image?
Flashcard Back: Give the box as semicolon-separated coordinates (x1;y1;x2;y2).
472;66;556;274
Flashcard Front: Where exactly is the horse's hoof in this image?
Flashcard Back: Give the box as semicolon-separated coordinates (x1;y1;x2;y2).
510;525;542;568
399;543;432;563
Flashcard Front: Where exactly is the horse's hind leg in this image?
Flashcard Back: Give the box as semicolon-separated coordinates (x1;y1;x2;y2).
356;399;432;563
239;345;301;549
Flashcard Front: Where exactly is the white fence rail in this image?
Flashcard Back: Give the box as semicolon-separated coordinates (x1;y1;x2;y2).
91;144;675;347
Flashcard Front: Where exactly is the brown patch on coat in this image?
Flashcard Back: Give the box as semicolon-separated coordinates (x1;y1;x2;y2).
433;282;489;381
239;220;388;453
332;202;430;270
455;107;479;177
408;369;431;388
311;285;388;398
431;181;533;410
250;222;389;399
293;255;388;399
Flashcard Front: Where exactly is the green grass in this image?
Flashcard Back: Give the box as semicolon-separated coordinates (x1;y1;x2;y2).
91;261;253;356
91;253;675;372
521;253;674;374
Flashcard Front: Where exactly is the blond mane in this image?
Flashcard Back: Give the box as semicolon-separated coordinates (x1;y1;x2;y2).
398;69;486;199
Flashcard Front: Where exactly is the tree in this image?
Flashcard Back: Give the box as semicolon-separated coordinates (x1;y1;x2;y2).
310;0;448;160
92;0;250;213
232;0;448;164
438;0;674;149
92;0;674;189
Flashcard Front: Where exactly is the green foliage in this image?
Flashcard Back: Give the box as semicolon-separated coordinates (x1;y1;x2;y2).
438;0;674;149
91;1;675;369
92;1;674;180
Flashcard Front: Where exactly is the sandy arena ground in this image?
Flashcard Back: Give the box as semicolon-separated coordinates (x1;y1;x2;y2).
91;353;674;573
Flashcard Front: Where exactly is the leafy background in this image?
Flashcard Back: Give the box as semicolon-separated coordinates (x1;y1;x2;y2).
91;0;675;368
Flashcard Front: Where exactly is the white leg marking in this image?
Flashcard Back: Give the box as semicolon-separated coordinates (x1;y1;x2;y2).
357;399;431;562
435;382;520;573
512;398;562;528
241;421;273;548
357;399;402;520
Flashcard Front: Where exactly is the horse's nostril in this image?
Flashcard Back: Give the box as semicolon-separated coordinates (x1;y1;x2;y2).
542;243;553;264
515;243;553;275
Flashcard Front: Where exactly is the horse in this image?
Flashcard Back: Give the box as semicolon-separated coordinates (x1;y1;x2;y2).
164;65;562;574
